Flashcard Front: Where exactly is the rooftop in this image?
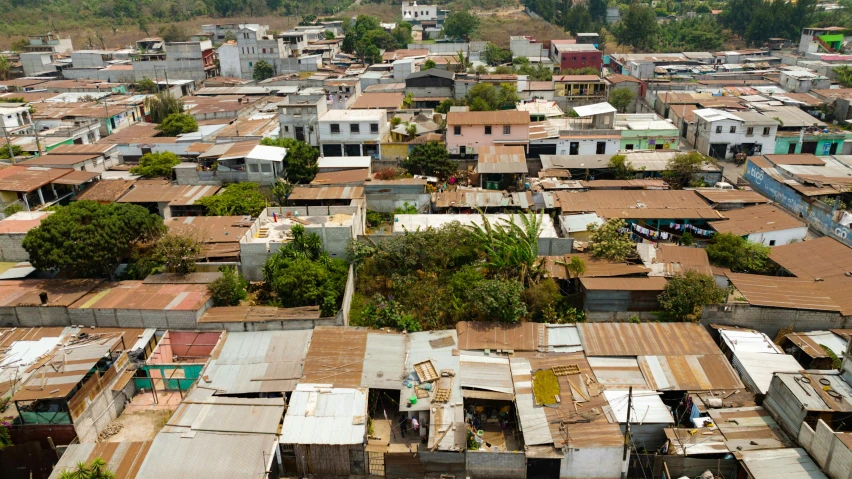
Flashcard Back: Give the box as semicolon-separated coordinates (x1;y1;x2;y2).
280;383;367;445
0;211;52;234
117;182;220;206
476;145;527;174
710;204;806;236
392;214;559;237
555;190;722;220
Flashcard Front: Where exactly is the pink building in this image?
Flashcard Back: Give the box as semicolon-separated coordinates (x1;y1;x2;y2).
445;110;531;156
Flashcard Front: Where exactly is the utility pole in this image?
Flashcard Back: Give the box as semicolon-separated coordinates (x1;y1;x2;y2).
1;125;15;162
620;386;633;479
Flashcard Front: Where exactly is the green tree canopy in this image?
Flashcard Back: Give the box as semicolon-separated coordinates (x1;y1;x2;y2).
158;113;198;137
135;77;158;94
658;270;728;321
422;59;437;70
609;87;636;113
259;137;320;184
587;218;636;261
252;60;275;81
130;152;181;178
0;143;23;160
58;458;116;479
482;42;512;66
659;17;726;52
835;66;852;88
208;266;248;306
663;151;716;189
469;279;528;323
607;154;635;179
403;141;457;179
705;232;771;273
612;4;660;51
23;201;165;279
443;11;480;40
195;183;267;216
465;82;519;111
157;24;188;42
144;92;184;123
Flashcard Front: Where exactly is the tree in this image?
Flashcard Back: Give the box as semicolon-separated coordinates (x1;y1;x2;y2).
158;113;198;136
403;141;457;179
465;82;519;111
223;30;238;42
658;17;726;52
23;202;165;279
705;233;771;273
422;59;437;70
259;137;319;183
470;279;528;323
325;30;336;40
0;56;10;81
270;179;293;206
0;143;23;160
252;60;274;81
564;5;593;36
443;11;480;40
482;42;512;66
587;218;635;261
435;99;455;114
609;87;636;113
836;66;852;88
468;211;544;284
196;183;267;216
10;38;29;53
662;151;715;189
151;233;201;275
157;24;188;43
658;271;728;321
589;0;608;23
607;154;635;179
58;458;116;479
137;17;152;36
208;266;247;306
135;77;158;94
144;92;184;123
612;4;660;51
130;152;181;178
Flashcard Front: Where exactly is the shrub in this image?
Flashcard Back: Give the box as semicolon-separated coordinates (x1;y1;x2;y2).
208;266;248;306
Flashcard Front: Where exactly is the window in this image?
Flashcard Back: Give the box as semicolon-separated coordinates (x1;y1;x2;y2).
331;123;340;133
763;127;771;136
715;126;722;134
573;56;577;61
484;125;492;135
261;163;272;173
370;123;379;133
248;164;259;172
503;125;511;135
746;127;754;136
249;62;253;67
581;56;586;61
453;125;461;135
284;126;289;132
625;144;634;150
596;141;606;154
350;124;360;133
769;240;776;246
262;48;266;54
729;126;736;134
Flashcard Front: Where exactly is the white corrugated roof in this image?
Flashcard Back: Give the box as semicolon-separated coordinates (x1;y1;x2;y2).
573;102;616;117
561;213;604;233
738;448;827;479
510;357;553;446
732;351;803;394
280;383;367;445
603;390;674;424
247;145;287;162
361;333;406;389
317;156;372;169
545;324;583;352
720;329;784;354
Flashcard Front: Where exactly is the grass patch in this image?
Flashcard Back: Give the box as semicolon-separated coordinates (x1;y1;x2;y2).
532;369;560;406
474;15;570;48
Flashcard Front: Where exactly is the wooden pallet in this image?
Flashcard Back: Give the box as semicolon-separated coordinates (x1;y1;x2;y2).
552;364;580;376
414;359;439;382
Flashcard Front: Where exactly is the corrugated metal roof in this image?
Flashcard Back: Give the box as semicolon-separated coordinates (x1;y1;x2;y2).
719;329;785;355
708;406;793;451
476;145;528;174
199;330;313;394
637;355;744;391
579;323;722;357
361;332;406;389
665;428;728;455
711;205;806;236
509;357;552;446
773;372;852;413
166;395;285;435
302;327;367;388
603;390;674;424
587;357;650;390
542;254;648;280
544;324;582;352
458;353;513;394
579;277;668;291
49;441;153;479
281;383;366;445
694;189;770;205
736;448;827;479
288;185;365;201
456;321;542;352
556;190;722;220
784;331;848;359
731;351;802;394
135;432;276;479
768;237;852;315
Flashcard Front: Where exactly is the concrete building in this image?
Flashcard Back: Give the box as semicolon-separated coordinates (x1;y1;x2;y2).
278;94;327;146
225;26;292;79
551;42;602;72
23;33;73;55
201;23;268;42
446;110;531;156
404;69;455;103
799;26;847;54
0;211;52;260
779;70;831;93
19;52;57;77
709;204;808;246
402;0;443;24
689;109;779;160
318;109;389;158
509;36;550;63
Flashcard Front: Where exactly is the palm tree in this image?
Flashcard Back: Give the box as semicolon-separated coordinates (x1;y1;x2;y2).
270;179;293;206
467;210;544;285
557;255;586;292
58;458;115;479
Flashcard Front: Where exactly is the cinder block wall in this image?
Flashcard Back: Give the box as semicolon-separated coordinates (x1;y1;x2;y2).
0;234;29;261
702;303;850;338
465;451;526;479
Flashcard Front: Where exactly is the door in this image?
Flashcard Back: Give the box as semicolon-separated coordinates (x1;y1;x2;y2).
788;143;797;154
295;126;305;142
569;142;579;155
830;142;839;155
527;458;560;479
596;141;606;154
801;141;818;154
709;143;728;159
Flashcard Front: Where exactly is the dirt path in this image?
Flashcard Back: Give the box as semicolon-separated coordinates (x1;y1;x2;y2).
102;410;172;443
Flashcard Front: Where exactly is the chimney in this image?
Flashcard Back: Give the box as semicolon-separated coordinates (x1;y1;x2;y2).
39;292;48;305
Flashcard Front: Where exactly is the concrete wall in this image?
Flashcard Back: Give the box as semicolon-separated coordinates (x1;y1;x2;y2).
73;385;127;444
701;303;850;338
465;451;526;479
0;233;29;261
560;446;622;479
0;304;209;329
538;237;573;256
799;419;852;479
199;316;342;331
365;193;431;214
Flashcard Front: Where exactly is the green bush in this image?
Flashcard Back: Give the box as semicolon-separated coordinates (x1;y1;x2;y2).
208;267;248;306
2;204;23;217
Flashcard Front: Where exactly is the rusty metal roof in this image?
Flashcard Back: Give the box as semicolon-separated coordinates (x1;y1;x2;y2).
75;179;136;202
476;145;528;174
0;279;103;307
579;276;668;291
199;306;321;323
71;281;211;311
48;144;116;155
288;185;364;201
456;321;542;351
763;154;825;166
49;441;153;479
446;110;530;126
578;323;722;357
769;237;852;315
707;406;793;452
51;170;100;185
118;183;220;205
301;326;368;388
727;272;841;312
694;189;770;205
0;166;76;192
638;244;713;277
580;179;668;189
638;354;744;391
710;205;806;236
556;190;722;220
542;254;648;279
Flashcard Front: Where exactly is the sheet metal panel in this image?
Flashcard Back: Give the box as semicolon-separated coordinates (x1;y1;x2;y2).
578;323;721;357
281;384;366;445
361;333;406;389
458;354;513;394
737;448;828;479
135;432;275;479
509;357;552;446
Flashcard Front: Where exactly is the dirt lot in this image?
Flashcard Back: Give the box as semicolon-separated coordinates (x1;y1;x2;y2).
102;409;172;443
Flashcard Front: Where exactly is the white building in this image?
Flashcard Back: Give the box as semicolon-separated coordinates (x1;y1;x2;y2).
318;109;389;158
402;1;440;23
779;70;831;93
201;23;268;43
225;26;291;79
709;204;809;246
689;109;778;160
278;95;327;147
